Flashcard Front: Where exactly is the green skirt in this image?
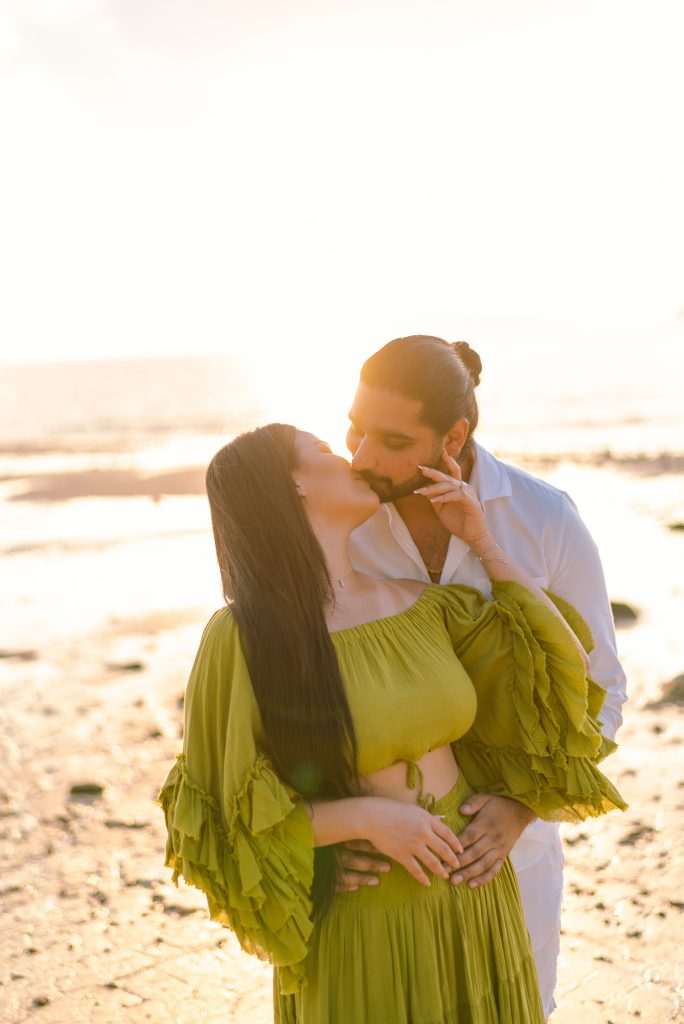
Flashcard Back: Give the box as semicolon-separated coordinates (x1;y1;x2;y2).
275;772;544;1024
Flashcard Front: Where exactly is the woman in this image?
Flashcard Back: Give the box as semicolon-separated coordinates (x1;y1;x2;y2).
158;424;625;1023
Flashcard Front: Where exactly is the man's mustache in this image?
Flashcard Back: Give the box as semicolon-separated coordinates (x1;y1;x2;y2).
356;470;394;490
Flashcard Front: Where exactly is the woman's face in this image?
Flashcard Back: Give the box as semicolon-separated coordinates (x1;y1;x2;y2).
292;431;380;529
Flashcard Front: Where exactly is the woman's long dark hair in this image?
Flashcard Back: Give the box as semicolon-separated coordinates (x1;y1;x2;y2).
361;336;482;454
205;423;358;916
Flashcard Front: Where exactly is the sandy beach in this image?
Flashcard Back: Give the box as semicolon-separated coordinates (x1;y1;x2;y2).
3;0;684;1014
1;451;683;1024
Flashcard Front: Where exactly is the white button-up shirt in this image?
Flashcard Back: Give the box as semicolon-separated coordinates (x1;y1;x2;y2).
349;440;627;867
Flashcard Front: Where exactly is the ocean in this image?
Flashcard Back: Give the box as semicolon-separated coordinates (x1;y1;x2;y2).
1;337;683;683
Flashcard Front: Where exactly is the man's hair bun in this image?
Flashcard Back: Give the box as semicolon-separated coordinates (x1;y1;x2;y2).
452;341;482;387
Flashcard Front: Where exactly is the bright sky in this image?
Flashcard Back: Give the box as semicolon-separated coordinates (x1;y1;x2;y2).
1;0;683;391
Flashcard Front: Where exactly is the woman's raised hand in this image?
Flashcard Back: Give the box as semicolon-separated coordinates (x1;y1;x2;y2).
356;797;463;888
415;448;492;550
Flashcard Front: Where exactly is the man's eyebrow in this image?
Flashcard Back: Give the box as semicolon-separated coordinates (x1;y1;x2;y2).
347;415;417;443
377;429;416;442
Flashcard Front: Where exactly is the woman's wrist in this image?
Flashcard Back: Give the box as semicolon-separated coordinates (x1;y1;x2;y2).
349;795;384;842
310;795;381;845
469;532;498;558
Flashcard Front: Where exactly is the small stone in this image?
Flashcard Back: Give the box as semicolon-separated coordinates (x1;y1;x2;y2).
649;673;684;706
163;903;197;917
564;832;588;846
610;601;638;623
69;782;104;797
104;818;148;830
147;728;163;739
0;650;37;661
619;825;654;845
107;661;145;672
668;522;684;531
33;997;50;1008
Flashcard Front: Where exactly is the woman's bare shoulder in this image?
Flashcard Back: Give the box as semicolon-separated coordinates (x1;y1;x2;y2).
390;577;429;597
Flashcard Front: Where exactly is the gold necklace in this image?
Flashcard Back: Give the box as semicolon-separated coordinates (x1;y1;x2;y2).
425;563;444;576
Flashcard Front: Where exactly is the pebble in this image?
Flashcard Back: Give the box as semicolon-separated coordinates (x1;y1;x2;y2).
610;601;638;622
648;672;684;706
69;782;105;797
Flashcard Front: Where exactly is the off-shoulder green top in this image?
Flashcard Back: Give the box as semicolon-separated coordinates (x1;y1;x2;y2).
158;581;625;995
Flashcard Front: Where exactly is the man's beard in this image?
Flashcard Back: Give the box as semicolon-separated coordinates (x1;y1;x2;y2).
359;441;443;504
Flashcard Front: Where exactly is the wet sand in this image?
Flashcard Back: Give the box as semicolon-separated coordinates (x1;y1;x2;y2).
1;609;683;1024
1;460;683;1023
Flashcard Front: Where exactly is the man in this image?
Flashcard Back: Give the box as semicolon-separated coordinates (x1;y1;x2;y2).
341;335;627;1019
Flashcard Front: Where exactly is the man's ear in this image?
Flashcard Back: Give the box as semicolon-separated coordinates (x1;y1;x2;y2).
443;418;469;459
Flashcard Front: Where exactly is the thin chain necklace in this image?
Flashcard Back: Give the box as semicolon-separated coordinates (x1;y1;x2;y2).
332;571;365;592
425;564;443;577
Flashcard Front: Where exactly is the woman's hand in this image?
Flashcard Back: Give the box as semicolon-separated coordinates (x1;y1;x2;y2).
355;797;463;888
415;450;591;668
414;449;492;550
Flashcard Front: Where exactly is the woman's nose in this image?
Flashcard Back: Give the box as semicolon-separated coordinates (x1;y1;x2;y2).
350;439;374;472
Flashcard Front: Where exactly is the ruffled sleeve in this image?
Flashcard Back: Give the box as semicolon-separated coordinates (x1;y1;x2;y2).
436;581;627;823
156;609;315;994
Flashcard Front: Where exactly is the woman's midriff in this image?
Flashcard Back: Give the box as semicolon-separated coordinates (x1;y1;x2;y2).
361;743;460;811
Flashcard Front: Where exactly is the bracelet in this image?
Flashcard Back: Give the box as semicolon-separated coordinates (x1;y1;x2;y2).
475;542;507;563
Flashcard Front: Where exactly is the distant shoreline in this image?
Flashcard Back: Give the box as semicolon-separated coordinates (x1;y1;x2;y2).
3;450;683;504
6;467;206;502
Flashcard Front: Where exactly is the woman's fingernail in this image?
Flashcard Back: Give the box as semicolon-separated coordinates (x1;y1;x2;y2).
451;874;464;885
461;804;472;813
469;880;478;889
367;877;379;886
379;863;391;872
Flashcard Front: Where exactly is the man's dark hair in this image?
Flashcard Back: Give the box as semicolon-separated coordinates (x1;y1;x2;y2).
360;335;482;451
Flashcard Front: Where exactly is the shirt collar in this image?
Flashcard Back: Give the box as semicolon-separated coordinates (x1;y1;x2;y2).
468;441;512;502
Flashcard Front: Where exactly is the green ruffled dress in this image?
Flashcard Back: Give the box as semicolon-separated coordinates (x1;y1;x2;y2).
158;581;626;1023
